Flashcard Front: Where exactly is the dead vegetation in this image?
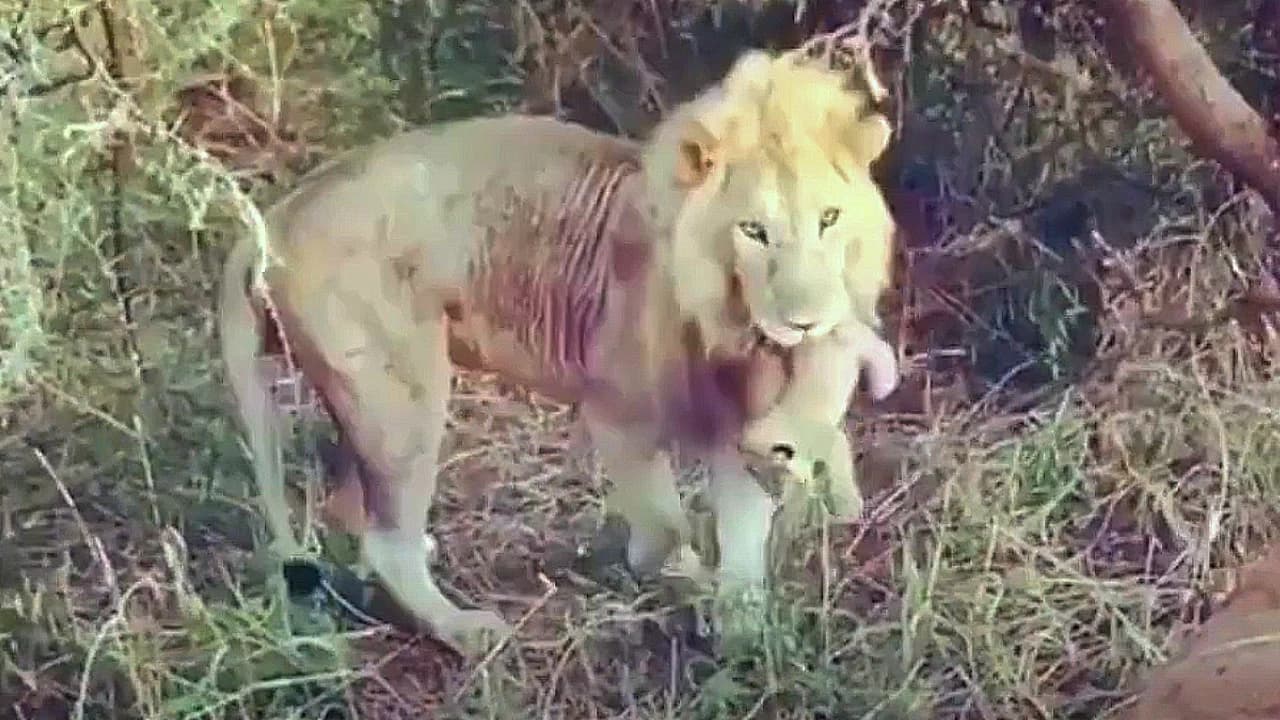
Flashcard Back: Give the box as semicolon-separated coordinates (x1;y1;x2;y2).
4;0;1280;718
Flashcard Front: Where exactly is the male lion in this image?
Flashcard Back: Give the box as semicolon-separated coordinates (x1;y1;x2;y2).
218;48;900;655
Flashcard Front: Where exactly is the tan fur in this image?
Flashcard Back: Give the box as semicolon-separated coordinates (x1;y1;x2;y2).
218;50;898;656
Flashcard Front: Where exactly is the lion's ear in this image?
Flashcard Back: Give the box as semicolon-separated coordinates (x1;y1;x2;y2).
846;113;893;168
847;60;892;167
674;120;719;188
817;51;893;168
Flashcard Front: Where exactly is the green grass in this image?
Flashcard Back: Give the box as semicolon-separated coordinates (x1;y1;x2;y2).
11;327;1273;718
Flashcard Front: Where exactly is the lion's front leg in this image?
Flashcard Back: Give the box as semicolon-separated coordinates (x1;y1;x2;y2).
583;408;696;580
705;449;776;650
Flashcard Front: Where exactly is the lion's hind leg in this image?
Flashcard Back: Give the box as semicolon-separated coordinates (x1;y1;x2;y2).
292;284;508;655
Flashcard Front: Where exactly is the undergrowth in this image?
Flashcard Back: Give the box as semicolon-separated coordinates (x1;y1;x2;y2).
3;0;1279;718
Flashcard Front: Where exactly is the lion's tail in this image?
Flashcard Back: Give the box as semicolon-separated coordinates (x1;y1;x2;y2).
218;201;292;550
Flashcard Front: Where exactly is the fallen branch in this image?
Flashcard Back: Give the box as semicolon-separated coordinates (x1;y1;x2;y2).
1094;0;1280;218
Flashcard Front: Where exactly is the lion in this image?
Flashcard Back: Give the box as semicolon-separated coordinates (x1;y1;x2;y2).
217;48;900;656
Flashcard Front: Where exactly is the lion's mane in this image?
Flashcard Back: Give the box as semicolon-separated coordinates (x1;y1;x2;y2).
635;50;897;449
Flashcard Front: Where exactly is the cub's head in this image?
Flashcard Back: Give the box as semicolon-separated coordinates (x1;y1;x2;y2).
643;49;896;350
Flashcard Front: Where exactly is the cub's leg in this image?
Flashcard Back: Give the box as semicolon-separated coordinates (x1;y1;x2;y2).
295;285;508;655
582;407;697;579
822;426;859;519
741;322;897;518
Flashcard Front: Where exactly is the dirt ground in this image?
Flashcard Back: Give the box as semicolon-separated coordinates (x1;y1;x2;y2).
1126;543;1280;720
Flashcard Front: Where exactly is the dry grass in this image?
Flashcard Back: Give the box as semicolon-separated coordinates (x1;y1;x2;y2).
7;199;1279;719
5;0;1280;718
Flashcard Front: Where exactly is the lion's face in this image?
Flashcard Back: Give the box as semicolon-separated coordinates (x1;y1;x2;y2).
724;154;881;347
644;49;897;353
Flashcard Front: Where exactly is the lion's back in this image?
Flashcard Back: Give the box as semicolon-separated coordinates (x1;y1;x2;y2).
262;115;643;262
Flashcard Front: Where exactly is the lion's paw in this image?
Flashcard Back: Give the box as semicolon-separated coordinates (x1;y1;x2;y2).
246;538;310;589
626;527;677;578
712;584;770;656
438;609;513;659
659;543;717;593
265;537;307;564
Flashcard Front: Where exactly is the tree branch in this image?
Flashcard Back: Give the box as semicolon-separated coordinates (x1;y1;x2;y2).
1094;0;1280;218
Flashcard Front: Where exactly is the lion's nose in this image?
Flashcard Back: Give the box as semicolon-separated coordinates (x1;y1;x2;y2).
786;319;816;332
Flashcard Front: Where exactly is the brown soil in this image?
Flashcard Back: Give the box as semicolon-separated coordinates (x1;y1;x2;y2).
1128;543;1280;720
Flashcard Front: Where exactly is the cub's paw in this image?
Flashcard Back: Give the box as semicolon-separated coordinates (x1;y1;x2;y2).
850;322;901;403
816;448;863;522
438;609;513;659
823;475;864;522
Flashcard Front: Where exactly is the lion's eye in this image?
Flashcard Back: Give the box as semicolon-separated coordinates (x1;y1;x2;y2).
737;221;769;246
819;207;841;233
